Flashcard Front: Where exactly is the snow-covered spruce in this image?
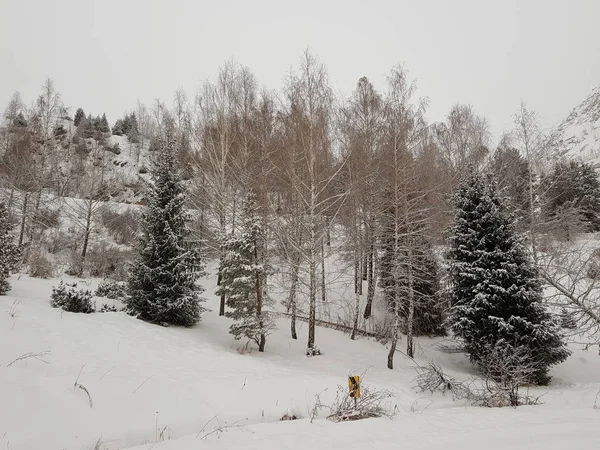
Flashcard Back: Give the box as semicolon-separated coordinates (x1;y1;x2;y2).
0;201;21;295
50;281;94;313
447;171;570;385
126;132;205;327
216;192;274;351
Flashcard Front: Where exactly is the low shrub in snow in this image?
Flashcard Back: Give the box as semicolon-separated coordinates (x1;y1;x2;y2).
327;383;395;422
95;279;126;300
99;303;119;313
27;251;53;278
50;281;95;313
86;245;133;280
306;347;322;357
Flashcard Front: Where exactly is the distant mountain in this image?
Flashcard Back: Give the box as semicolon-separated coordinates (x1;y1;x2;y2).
547;85;600;166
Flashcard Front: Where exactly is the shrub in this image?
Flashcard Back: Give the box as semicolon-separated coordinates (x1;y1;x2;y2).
138;165;148;174
306;347;322;357
86;245;133;280
65;251;84;276
28;251;53;278
327;383;395;422
95;279;126;300
50;281;94;313
105;142;121;155
99;303;118;313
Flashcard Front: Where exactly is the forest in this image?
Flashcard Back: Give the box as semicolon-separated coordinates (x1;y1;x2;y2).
1;51;599;397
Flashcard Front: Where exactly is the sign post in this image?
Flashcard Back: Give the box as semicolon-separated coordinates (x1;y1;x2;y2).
348;375;360;409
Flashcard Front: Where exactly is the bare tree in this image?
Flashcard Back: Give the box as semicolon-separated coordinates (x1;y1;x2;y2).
538;238;600;346
192;61;243;315
339;77;385;325
434;104;490;175
276;51;346;353
62;153;108;274
379;65;431;367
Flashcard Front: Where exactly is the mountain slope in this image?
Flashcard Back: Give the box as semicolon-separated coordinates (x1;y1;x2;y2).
547;85;600;164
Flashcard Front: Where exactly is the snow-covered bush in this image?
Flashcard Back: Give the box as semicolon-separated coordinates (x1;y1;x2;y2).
306;347;322;357
50;281;94;313
95;279;126;300
99;303;119;313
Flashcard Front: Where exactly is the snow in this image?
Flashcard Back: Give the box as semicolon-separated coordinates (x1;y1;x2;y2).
1;270;599;450
547;85;600;167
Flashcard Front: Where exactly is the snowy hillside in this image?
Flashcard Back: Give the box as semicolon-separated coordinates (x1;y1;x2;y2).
1;270;599;450
547;85;600;165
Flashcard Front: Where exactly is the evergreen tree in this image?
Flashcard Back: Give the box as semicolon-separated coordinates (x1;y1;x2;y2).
112;119;125;136
126;113;140;143
126;133;205;326
14;112;28;128
379;222;446;337
73;108;86;127
83;114;95;139
491;146;531;226
216;192;273;351
0;202;21;295
448;171;570;385
99;113;110;133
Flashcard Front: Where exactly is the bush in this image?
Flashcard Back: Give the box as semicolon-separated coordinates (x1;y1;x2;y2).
28;252;53;278
99;303;118;313
327;383;395;422
50;281;94;313
86;245;133;280
138;165;148;174
306;347;322;357
65;251;84;276
95;279;126;300
105;143;121;155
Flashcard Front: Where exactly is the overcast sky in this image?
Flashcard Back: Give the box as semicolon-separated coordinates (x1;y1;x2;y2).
1;0;599;141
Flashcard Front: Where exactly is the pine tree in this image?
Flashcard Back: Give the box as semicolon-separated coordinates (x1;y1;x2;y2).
74;108;85;127
448;171;570;385
126;133;205;326
216;192;273;351
0;202;21;295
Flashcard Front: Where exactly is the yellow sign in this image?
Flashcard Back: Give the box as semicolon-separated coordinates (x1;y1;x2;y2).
348;375;360;398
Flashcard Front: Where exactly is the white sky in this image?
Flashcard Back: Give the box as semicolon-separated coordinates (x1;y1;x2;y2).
1;0;599;141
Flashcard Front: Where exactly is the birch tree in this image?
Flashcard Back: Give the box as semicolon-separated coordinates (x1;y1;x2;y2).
277;51;345;353
339;77;384;326
379;66;431;368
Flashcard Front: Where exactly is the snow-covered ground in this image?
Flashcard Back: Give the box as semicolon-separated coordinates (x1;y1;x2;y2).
1;271;599;450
